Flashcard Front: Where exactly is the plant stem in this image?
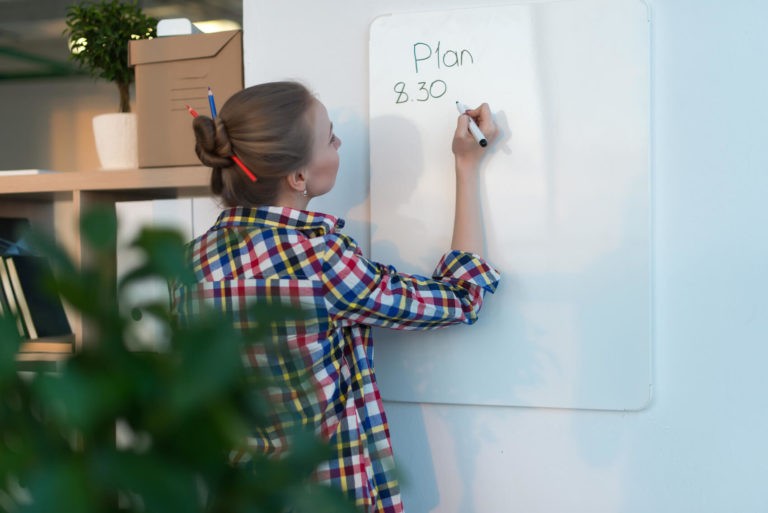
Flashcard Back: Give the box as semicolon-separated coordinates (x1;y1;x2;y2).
118;81;131;113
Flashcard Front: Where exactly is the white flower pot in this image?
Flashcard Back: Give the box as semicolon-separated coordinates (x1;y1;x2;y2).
92;113;138;170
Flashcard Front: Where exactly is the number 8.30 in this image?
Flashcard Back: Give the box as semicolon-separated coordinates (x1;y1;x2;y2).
393;80;447;104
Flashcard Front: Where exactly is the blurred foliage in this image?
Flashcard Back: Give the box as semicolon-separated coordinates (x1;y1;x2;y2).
0;206;358;513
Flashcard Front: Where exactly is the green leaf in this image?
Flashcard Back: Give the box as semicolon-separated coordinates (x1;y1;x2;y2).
80;205;118;251
90;449;201;513
21;461;95;513
287;483;362;513
117;225;196;290
0;315;22;381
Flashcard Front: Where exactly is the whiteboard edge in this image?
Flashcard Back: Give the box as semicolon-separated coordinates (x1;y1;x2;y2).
636;0;652;22
382;383;655;412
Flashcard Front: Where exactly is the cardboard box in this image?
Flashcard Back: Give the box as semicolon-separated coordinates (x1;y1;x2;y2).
128;30;243;168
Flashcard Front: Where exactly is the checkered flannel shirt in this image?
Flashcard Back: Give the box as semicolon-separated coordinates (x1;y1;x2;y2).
172;206;500;513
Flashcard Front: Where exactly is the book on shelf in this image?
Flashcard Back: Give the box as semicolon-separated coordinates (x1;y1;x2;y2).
5;257;39;339
2;255;72;340
0;277;7;316
1;217;33;338
0;257;28;338
0;217;31;255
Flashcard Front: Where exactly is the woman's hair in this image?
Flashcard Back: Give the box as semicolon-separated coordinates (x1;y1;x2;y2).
192;81;316;207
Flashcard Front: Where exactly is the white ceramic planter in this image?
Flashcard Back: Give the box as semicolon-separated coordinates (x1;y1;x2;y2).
92;112;138;170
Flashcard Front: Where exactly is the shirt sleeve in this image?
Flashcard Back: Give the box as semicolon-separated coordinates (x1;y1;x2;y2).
319;233;500;330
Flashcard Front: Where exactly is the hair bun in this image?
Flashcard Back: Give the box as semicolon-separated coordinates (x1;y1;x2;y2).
193;115;234;169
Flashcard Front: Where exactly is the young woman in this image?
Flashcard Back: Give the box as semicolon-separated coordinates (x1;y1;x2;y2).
173;81;500;513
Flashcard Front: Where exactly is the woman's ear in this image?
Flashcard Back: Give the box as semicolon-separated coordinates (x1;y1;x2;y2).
285;169;308;194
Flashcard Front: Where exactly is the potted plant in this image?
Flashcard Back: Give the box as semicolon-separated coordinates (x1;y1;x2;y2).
63;0;157;170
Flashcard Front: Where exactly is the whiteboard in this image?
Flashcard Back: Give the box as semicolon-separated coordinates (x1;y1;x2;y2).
369;0;651;410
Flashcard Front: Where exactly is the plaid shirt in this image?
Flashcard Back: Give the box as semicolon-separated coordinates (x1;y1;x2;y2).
172;206;500;513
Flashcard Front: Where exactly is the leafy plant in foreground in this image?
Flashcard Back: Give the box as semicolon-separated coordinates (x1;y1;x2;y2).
0;206;358;513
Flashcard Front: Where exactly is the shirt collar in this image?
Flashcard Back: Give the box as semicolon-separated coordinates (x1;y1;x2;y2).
214;206;345;236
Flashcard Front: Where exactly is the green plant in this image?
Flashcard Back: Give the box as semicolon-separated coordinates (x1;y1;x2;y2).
63;0;157;113
0;207;358;513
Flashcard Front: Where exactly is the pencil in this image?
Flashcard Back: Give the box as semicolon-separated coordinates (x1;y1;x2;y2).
208;87;217;118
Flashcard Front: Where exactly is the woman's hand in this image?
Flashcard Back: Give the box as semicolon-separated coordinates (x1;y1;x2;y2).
452;102;498;173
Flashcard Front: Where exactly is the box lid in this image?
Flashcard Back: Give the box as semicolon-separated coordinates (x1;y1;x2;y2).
128;30;241;66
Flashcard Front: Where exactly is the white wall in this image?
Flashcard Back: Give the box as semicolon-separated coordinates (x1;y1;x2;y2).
245;1;768;512
0;78;117;172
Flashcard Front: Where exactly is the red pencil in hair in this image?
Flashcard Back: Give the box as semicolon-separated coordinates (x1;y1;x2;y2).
232;156;257;182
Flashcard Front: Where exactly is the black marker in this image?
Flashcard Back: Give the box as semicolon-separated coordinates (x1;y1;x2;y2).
456;100;488;147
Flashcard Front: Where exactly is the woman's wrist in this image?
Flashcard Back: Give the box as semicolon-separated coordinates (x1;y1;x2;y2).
454;157;481;179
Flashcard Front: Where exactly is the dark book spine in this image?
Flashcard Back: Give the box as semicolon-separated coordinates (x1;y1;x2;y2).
0;257;28;338
5;258;39;339
7;255;72;339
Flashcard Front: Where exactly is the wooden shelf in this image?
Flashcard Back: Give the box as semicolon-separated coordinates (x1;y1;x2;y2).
20;336;76;354
0;166;211;196
15;352;71;373
1;166;214;355
15;336;75;372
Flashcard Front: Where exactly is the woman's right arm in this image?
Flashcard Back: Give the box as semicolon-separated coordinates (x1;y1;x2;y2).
450;103;498;257
320;235;499;330
319;105;500;330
